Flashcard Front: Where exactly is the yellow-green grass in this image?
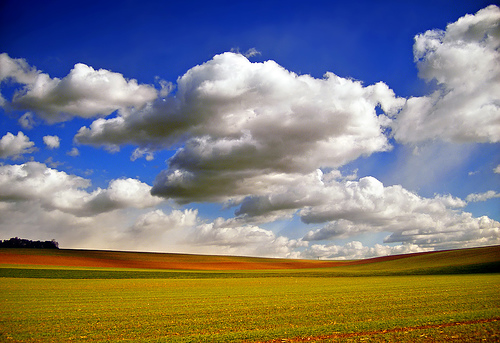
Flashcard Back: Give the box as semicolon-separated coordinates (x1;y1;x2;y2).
1;275;499;342
1;246;499;342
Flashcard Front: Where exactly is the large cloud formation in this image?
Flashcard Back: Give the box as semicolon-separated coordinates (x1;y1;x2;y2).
75;52;403;202
235;170;500;250
392;5;500;143
0;6;498;259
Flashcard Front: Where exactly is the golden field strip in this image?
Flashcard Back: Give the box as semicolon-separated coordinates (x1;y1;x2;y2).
0;246;499;342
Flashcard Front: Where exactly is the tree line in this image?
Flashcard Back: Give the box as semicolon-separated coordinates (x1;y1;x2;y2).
0;237;59;249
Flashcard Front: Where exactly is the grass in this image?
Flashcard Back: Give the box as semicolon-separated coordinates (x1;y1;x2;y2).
1;245;499;342
1;275;499;342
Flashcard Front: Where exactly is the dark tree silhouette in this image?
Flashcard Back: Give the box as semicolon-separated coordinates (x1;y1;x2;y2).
0;237;59;249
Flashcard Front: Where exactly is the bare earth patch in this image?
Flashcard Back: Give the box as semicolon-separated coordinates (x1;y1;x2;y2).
0;249;351;270
1;246;498;271
260;318;500;342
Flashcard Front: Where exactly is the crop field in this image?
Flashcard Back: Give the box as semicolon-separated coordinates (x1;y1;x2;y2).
1;246;499;342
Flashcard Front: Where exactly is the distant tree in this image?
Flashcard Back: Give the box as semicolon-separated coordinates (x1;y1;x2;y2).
0;237;59;249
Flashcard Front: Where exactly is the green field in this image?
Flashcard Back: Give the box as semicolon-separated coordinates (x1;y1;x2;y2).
1;246;499;342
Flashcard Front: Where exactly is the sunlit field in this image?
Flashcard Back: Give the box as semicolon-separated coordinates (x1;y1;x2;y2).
1;246;499;342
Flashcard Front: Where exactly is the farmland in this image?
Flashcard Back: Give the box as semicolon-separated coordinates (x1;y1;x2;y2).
1;246;499;342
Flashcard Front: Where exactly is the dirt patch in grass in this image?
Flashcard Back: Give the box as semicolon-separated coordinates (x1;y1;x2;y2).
261;318;500;342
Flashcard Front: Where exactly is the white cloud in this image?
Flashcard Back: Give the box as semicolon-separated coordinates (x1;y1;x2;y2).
0;53;39;85
131;209;198;233
65;7;500;206
0;131;36;159
0;53;158;122
18;112;36;129
231;170;498;250
75;52;403;202
392;5;500;143
300;177;467;225
300;241;431;260
185;218;307;258
494;165;500;174
43;135;60;149
235;170;469;225
0;163;183;252
70;178;163;216
2;7;499;258
0;162;162;217
67;147;80;157
0;161;90;207
383;214;500;250
131;147;154;161
466;190;500;202
103;208;200;252
0;196;160;252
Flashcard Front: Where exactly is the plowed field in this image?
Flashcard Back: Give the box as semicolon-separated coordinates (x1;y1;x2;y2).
0;247;431;270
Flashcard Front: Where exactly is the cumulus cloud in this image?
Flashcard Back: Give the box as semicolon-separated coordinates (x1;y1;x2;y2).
392;5;500;143
131;208;198;232
75;52;403;202
185;217;307;258
300;241;431;260
494;165;500;174
43;135;60;149
234;170;469;224
0;53;39;85
0;162;162;216
0;131;36;159
231;170;498;250
71;7;500;206
299;176;467;225
466;190;500;202
0;53;158;122
0;163;189;252
1;6;499;258
0;200;119;249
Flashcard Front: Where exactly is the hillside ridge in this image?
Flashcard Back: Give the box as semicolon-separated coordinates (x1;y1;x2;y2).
1;245;499;272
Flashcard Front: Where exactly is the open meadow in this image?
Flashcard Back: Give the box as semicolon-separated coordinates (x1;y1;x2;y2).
1;246;499;342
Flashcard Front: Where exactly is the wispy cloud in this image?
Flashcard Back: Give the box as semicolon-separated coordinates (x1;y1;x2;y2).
66;147;80;157
466;190;500;203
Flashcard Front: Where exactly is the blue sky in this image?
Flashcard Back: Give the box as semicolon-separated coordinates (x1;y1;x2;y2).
0;0;499;259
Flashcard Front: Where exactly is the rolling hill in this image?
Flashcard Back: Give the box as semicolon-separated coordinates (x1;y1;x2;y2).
1;245;499;277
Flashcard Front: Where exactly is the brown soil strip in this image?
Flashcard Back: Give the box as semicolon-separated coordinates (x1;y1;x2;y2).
0;251;351;270
1;247;491;271
258;318;500;342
